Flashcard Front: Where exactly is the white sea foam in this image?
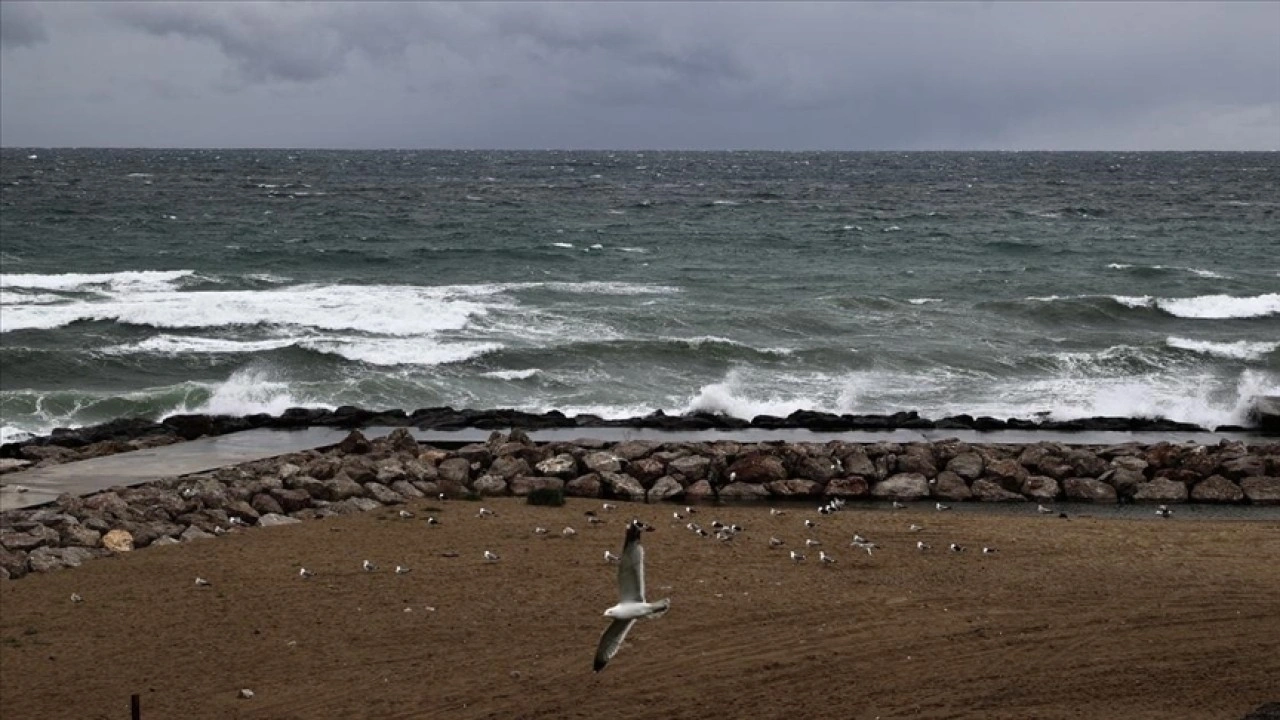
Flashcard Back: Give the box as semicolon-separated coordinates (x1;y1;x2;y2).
0;290;65;306
617;247;649;254
908;298;942;305
166;368;332;418
483;369;541;380
1154;293;1279;319
0;270;196;293
305;338;500;367
105;335;300;355
0;284;498;334
1166;337;1279;361
551;242;574;249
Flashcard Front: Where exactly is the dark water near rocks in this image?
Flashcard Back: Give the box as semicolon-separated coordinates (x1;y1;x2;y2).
1;149;1277;442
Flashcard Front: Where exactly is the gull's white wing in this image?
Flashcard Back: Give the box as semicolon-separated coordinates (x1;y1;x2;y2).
617;522;646;603
593;618;635;672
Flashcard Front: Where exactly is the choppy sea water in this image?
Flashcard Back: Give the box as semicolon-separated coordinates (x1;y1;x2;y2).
1;149;1277;443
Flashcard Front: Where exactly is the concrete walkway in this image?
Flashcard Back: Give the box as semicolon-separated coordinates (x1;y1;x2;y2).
0;425;1263;512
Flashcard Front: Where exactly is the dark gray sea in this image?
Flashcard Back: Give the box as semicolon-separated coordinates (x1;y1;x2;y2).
1;149;1277;442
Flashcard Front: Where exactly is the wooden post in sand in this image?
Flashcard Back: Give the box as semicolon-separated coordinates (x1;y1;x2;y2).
130;693;140;720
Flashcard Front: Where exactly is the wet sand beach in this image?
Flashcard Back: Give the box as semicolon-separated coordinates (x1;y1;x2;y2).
2;498;1278;720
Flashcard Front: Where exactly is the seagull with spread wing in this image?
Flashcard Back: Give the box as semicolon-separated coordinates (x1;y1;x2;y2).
594;519;670;673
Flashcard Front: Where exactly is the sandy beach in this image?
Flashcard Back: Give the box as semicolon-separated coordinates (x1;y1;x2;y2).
2;497;1278;720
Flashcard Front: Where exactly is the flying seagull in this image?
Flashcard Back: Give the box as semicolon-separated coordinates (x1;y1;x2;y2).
594;520;670;673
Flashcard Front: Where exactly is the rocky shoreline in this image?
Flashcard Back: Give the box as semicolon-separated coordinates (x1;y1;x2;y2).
2;426;1278;581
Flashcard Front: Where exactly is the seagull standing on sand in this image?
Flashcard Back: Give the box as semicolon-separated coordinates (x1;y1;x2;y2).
195;577;212;586
478;507;495;518
71;593;83;603
790;550;805;563
805;538;821;547
983;547;998;554
299;568;313;579
484;550;500;562
936;502;951;512
398;510;415;519
770;508;786;516
819;550;836;565
917;541;931;551
604;550;620;564
909;523;924;532
1037;504;1053;515
892;501;907;509
363;560;377;572
950;543;966;553
594;520;670;673
563;526;578;537
1156;505;1172;518
804;519;816;529
769;537;785;548
395;565;411;575
602;503;617;511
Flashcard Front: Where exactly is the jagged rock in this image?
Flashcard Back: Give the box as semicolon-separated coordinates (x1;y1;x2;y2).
1240;476;1280;505
453;443;492;466
871;473;930;500
1102;468;1146;497
1021;476;1061;501
251;493;284;516
180;525;215;541
725;454;788;485
1064;449;1108;478
277;463;302;481
626;457;667;486
669;455;711;481
896;446;938;477
383;427;419;455
257;513;302;527
390;480;424;499
823;476;870;498
410;480;440;497
60;524;102;548
985;459;1029;492
1190;475;1244;503
337;430;372;455
489;456;531;481
332;497;383;514
794;456;838;483
375;459;407;483
0;548;28;579
719;482;769;499
946;452;984;481
223;500;260;522
27;547;69;573
611;441;657;461
839;450;876;478
582;451;623;474
971;478;1027;502
932;471;972;501
601;472;646;500
303;457;342;481
150;536;180;546
404;458;438;483
60;546;100;566
683;479;714;499
1133;478;1188;503
508;476;564;496
364;482;404;505
82;491;130;519
318;474;365;502
1112;456;1149;474
1220;456;1266;481
535;454;579;479
270;488;313;513
472;475;509;497
102;529;134;552
1;529;55;552
437;458;472;485
565;473;602;498
647;475;684;502
766;478;820;497
340;456;377;484
284;474;325;497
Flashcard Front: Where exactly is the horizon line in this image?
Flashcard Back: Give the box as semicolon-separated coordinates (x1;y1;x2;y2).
3;146;1277;153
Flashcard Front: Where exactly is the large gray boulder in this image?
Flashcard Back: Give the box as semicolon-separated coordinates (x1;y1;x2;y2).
1021;476;1061;501
946;452;984;481
1132;478;1187;503
535;454;579;479
932;471;972;502
725;454;788;485
472;475;508;497
565;473;602;498
823;476;869;498
971;478;1026;502
601;472;646;500
1190;475;1244;503
871;473;930;500
647;475;684;502
1241;476;1280;505
582;451;623;474
1063;477;1117;502
669;455;711;481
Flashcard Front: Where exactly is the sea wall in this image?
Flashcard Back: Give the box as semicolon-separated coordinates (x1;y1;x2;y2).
2;428;1279;580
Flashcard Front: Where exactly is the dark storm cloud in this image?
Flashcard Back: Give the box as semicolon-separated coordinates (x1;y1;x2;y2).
1;2;1277;149
0;2;48;48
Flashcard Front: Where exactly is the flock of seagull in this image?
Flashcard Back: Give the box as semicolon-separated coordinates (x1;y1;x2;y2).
98;488;1178;673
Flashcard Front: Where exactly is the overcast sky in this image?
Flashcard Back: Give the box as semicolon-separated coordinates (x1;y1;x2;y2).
2;1;1277;150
